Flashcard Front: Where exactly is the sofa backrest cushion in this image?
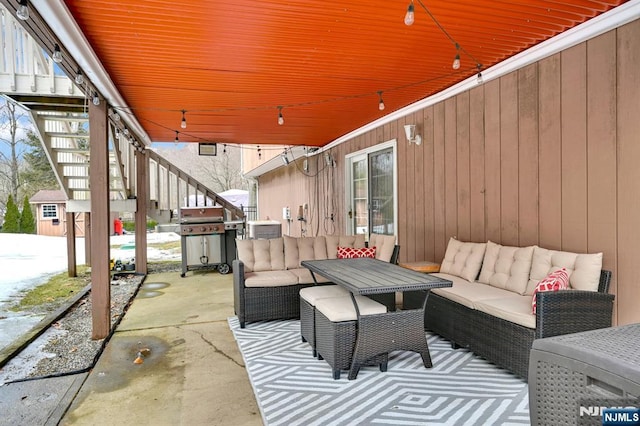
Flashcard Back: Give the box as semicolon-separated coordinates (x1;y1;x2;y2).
526;247;603;294
325;234;366;259
479;241;535;294
283;235;328;269
236;237;286;272
439;237;486;282
369;233;396;262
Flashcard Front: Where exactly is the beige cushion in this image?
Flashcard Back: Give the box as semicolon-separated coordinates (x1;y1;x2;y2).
244;271;298;287
325;234;366;259
526;247;603;294
299;285;349;305
315;295;386;322
369;233;396;262
288;268;332;284
236;238;285;272
473;295;536;329
283;236;328;269
431;273;516;309
478;241;535;294
439;238;486;282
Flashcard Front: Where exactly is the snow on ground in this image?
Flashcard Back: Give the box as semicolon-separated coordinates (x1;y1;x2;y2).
0;232;181;352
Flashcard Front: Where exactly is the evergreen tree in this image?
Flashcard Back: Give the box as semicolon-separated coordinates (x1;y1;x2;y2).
3;194;20;233
21;131;58;197
20;195;36;234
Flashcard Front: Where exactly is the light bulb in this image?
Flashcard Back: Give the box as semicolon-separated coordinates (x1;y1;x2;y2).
114;112;120;121
115;129;121;140
181;110;187;128
17;0;29;20
277;107;284;125
404;1;415;26
452;54;460;70
174;131;179;143
52;44;63;64
92;93;100;105
477;72;483;84
377;91;385;111
75;70;84;85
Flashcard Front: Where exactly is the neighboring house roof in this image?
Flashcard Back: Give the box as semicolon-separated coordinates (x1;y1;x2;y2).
29;190;67;204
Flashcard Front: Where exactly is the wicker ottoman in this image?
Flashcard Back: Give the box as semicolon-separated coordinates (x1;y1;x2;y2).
299;285;350;357
314;295;388;379
529;324;640;426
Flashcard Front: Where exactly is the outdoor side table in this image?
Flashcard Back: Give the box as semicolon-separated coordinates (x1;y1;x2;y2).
301;258;452;380
398;261;440;273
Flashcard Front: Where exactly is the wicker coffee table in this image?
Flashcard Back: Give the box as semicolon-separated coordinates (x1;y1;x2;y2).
302;258;452;380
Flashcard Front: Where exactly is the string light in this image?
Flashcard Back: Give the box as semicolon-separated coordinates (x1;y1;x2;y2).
277;106;284;125
174;131;179;143
92;92;100;105
115;128;121;140
223;144;227;154
257;146;261;160
52;44;63;63
16;0;29;20
404;1;415;26
377;91;385;111
75;69;84;85
452;44;461;70
405;0;481;80
476;64;483;84
181;110;187;129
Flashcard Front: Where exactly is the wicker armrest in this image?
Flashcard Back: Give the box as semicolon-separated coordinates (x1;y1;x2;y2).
232;259;246;317
535;289;614;339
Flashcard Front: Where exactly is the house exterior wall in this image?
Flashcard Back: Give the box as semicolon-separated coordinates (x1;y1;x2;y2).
254;19;640;325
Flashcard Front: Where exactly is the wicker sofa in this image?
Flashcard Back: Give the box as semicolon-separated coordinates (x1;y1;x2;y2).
403;238;614;381
233;233;398;328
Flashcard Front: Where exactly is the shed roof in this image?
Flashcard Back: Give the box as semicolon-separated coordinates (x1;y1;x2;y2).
29;190;67;204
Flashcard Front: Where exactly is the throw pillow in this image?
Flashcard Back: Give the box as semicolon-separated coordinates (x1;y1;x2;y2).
531;268;569;314
337;246;376;259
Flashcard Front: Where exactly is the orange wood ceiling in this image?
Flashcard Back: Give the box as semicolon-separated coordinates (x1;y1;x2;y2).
63;0;626;147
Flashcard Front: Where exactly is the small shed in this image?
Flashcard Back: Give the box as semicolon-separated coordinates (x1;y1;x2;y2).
29;190;85;237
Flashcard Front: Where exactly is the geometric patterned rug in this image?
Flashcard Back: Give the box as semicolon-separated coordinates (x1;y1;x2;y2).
228;317;530;425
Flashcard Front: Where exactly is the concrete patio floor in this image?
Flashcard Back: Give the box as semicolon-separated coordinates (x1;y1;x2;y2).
60;270;262;425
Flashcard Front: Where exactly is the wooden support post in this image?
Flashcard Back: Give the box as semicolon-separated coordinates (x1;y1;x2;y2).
66;212;77;277
135;150;148;274
89;95;111;339
84;212;91;266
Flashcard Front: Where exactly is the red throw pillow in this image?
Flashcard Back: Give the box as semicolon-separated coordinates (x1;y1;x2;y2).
531;268;569;314
336;246;376;259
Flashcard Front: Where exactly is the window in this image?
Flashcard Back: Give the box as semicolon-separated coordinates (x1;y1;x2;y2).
345;140;397;237
42;204;58;219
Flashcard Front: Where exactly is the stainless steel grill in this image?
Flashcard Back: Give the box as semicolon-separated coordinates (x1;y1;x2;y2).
179;206;244;277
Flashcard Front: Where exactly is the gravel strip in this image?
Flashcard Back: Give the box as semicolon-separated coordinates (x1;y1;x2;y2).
0;262;180;384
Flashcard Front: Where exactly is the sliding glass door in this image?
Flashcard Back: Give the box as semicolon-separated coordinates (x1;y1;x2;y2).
346;140;397;237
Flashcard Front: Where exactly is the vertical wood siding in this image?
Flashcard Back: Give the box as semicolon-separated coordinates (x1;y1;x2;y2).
256;20;640;325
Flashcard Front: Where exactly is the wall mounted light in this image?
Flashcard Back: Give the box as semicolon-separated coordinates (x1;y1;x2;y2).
404;124;422;145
